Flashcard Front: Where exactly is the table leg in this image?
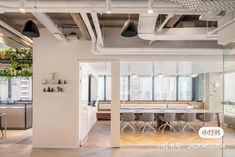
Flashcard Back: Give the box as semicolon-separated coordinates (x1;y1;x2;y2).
0;117;3;137
4;116;7;138
216;113;220;127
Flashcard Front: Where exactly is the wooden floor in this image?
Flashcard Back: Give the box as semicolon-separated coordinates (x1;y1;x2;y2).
83;120;235;147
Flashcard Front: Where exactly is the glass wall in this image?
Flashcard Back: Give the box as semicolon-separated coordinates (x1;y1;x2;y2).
119;61;223;147
99;74;193;101
130;76;152;100
223;43;235;147
154;77;176;100
178;77;192;101
0;77;32;102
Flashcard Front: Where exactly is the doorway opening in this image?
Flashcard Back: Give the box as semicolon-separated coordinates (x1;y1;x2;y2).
79;62;111;148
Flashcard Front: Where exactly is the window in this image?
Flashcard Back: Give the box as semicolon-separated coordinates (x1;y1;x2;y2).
97;76;104;100
0;78;8;101
106;76;111;100
178;77;192;101
130;76;152;100
154;77;176;100
224;72;235;102
120;76;128;101
0;77;32;101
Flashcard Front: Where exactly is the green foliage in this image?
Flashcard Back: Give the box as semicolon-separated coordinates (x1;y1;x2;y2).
0;48;32;79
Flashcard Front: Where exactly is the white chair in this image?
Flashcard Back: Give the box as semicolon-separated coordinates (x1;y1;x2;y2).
158;113;176;132
120;113;136;133
197;113;215;126
139;113;156;133
181;113;197;132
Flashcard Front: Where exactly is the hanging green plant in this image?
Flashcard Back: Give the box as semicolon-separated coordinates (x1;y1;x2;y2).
0;48;32;79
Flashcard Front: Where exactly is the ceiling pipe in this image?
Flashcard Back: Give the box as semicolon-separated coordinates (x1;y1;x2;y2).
32;12;67;41
81;13;222;55
139;28;218;42
0;20;33;46
0;0;203;14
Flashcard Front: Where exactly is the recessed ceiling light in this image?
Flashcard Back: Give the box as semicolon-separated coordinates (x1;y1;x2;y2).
106;10;112;14
148;9;154;14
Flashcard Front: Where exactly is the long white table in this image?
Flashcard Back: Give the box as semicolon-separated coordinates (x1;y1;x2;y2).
120;108;221;127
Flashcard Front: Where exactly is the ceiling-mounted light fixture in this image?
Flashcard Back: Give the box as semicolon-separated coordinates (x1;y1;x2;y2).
21;20;40;37
106;0;112;14
130;73;138;78
148;0;154;14
157;73;164;78
121;14;137;37
19;0;26;13
190;74;198;78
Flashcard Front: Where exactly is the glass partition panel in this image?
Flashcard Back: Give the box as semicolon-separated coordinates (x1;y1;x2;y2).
223;42;235;148
154;77;176;100
178;77;192;101
130;76;152;100
120;61;223;148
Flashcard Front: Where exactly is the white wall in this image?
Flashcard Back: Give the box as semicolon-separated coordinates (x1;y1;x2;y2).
79;63;98;144
33;29;224;148
33;30;90;148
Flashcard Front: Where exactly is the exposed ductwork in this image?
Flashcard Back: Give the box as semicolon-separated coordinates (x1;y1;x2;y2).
139;28;218;41
0;0;202;14
81;13;222;55
32;12;67;41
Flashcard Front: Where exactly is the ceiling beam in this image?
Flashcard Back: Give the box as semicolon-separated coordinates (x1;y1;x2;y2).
165;15;183;28
91;13;104;46
157;13;175;32
0;15;22;31
0;27;32;48
70;13;91;40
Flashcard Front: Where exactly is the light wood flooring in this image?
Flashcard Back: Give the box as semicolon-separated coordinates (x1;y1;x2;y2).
83;120;235;147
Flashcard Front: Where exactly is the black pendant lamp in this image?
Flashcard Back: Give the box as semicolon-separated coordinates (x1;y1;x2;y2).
121;14;137;37
21;20;40;37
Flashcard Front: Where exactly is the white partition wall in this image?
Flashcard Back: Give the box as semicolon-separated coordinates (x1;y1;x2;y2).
111;61;120;147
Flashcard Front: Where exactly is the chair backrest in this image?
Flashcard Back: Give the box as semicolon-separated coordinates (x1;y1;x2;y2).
163;113;176;122
141;113;155;122
204;113;215;122
121;113;135;121
183;113;196;122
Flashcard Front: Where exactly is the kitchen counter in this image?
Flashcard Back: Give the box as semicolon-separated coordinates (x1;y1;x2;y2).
0;103;32;129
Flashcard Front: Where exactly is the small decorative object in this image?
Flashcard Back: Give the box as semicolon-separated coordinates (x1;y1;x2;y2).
41;79;47;84
64;80;67;84
57;86;63;92
43;88;46;92
214;82;221;88
58;79;62;84
47;87;51;92
50;72;56;84
51;88;54;92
